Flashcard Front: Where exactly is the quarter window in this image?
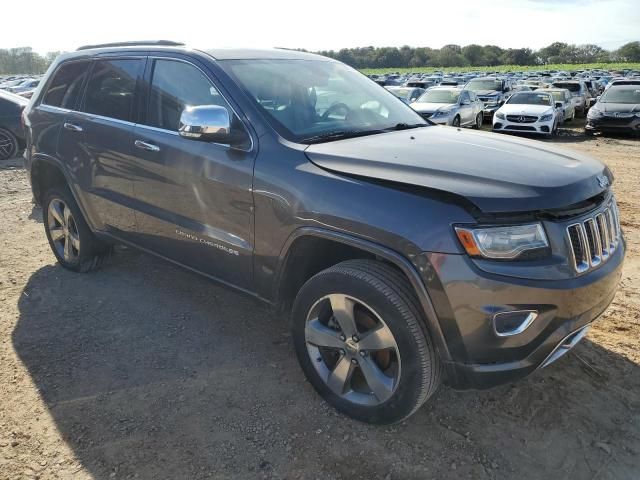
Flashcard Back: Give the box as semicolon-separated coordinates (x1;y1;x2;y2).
42;61;90;109
146;59;228;131
82;59;143;122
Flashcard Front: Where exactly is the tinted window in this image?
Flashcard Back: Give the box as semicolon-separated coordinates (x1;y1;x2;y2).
146;59;228;131
83;59;143;121
42;61;90;109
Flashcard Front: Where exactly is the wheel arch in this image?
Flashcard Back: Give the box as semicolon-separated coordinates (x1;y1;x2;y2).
274;227;451;362
30;154;98;232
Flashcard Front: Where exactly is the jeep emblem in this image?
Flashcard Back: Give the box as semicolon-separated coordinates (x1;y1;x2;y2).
597;175;610;188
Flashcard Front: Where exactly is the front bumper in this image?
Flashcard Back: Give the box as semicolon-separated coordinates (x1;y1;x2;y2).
493;116;555;135
419;236;625;390
586;115;640;133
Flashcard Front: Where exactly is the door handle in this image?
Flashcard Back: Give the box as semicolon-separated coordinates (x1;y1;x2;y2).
134;140;160;152
63;122;83;132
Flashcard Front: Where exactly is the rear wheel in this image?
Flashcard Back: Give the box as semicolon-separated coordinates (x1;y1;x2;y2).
472;113;483;129
0;128;18;161
43;186;112;272
292;259;441;424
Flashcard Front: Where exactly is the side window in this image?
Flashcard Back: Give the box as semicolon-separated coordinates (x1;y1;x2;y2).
42;61;90;109
459;91;469;103
146;59;228;132
82;59;143;122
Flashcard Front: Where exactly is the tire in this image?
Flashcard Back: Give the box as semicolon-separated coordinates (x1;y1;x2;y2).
472;113;482;130
292;259;441;424
0;128;19;161
452;116;461;127
43;185;113;272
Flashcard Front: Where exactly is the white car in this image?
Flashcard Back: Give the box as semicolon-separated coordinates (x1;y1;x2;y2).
493;91;562;136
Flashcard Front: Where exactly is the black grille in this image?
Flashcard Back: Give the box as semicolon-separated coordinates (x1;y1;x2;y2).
505;125;536;131
566;199;621;273
506;115;538;123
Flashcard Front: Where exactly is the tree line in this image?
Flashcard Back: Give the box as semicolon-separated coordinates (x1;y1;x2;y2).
1;42;639;74
315;41;640;69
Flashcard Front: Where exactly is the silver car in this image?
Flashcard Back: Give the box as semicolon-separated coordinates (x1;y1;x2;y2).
411;87;484;128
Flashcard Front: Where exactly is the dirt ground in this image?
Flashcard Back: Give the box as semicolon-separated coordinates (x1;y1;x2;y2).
0;119;639;480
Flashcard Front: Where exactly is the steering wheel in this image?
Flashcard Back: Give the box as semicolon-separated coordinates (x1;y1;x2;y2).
321;102;351;121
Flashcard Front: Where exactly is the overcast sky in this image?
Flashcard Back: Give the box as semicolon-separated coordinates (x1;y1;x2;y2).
2;0;638;54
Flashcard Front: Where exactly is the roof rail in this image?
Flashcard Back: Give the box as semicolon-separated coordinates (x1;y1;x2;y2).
77;40;184;51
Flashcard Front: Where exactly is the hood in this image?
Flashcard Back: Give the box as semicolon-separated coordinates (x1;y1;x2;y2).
411;102;454;113
597;102;640;114
498;104;553;115
304;127;610;214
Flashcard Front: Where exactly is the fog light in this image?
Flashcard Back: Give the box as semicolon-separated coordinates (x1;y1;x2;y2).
493;310;538;337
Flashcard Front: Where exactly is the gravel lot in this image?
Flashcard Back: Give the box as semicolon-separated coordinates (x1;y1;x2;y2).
1;119;639;480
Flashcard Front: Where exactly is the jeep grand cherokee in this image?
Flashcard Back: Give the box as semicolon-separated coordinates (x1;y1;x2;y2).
23;41;624;424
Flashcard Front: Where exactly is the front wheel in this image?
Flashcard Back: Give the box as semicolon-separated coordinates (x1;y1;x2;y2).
292;260;441;424
452;115;461;127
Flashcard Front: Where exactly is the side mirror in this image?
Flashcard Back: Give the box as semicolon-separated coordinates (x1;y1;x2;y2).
179;105;231;142
555;102;563;109
462;100;471;105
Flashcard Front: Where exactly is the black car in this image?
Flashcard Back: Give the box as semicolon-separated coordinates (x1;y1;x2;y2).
23;42;624;424
0;90;28;160
586;85;640;135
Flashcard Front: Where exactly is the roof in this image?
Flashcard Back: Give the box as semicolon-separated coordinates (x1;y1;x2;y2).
204;48;329;61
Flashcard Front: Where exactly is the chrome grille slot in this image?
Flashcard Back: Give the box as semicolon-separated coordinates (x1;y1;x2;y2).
566;198;621;274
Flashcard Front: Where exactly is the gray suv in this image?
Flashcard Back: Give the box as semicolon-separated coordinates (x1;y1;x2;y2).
23;42;625;424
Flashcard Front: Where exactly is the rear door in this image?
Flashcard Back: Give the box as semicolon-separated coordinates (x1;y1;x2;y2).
128;56;256;289
57;57;145;236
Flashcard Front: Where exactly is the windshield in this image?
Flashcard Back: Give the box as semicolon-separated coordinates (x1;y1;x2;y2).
417;89;460;104
507;92;552;106
223;59;427;143
542;90;564;102
387;88;413;100
600;88;640;104
553;82;580;93
466;79;502;91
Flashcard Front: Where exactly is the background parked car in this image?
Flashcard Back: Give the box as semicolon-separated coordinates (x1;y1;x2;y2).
0;90;28;160
464;77;512;118
537;88;575;122
493;91;561;137
586;85;640;136
551;80;592;116
410;87;484;128
7;78;40;94
384;86;425;104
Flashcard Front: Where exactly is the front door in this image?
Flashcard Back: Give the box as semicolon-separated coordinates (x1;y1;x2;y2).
128;57;255;289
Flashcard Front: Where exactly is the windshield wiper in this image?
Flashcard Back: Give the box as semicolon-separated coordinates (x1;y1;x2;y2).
301;129;386;144
388;122;429;131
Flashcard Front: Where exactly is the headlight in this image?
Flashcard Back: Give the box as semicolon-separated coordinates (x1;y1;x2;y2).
539;113;553;122
455;224;549;260
588;108;603;118
495;112;505;120
434;109;452;117
485;98;497;105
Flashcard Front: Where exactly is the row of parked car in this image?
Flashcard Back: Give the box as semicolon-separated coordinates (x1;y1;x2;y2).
0;75;43;99
380;69;640;137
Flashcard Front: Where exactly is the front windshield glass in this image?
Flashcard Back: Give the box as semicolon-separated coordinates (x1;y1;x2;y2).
466;79;502;91
223;59;426;143
507;93;552;105
600;88;640;104
542;90;564;102
417;89;460;104
387;88;412;100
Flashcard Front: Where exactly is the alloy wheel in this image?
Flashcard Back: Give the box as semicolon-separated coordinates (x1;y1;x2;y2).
305;294;401;406
0;130;16;160
47;198;81;262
